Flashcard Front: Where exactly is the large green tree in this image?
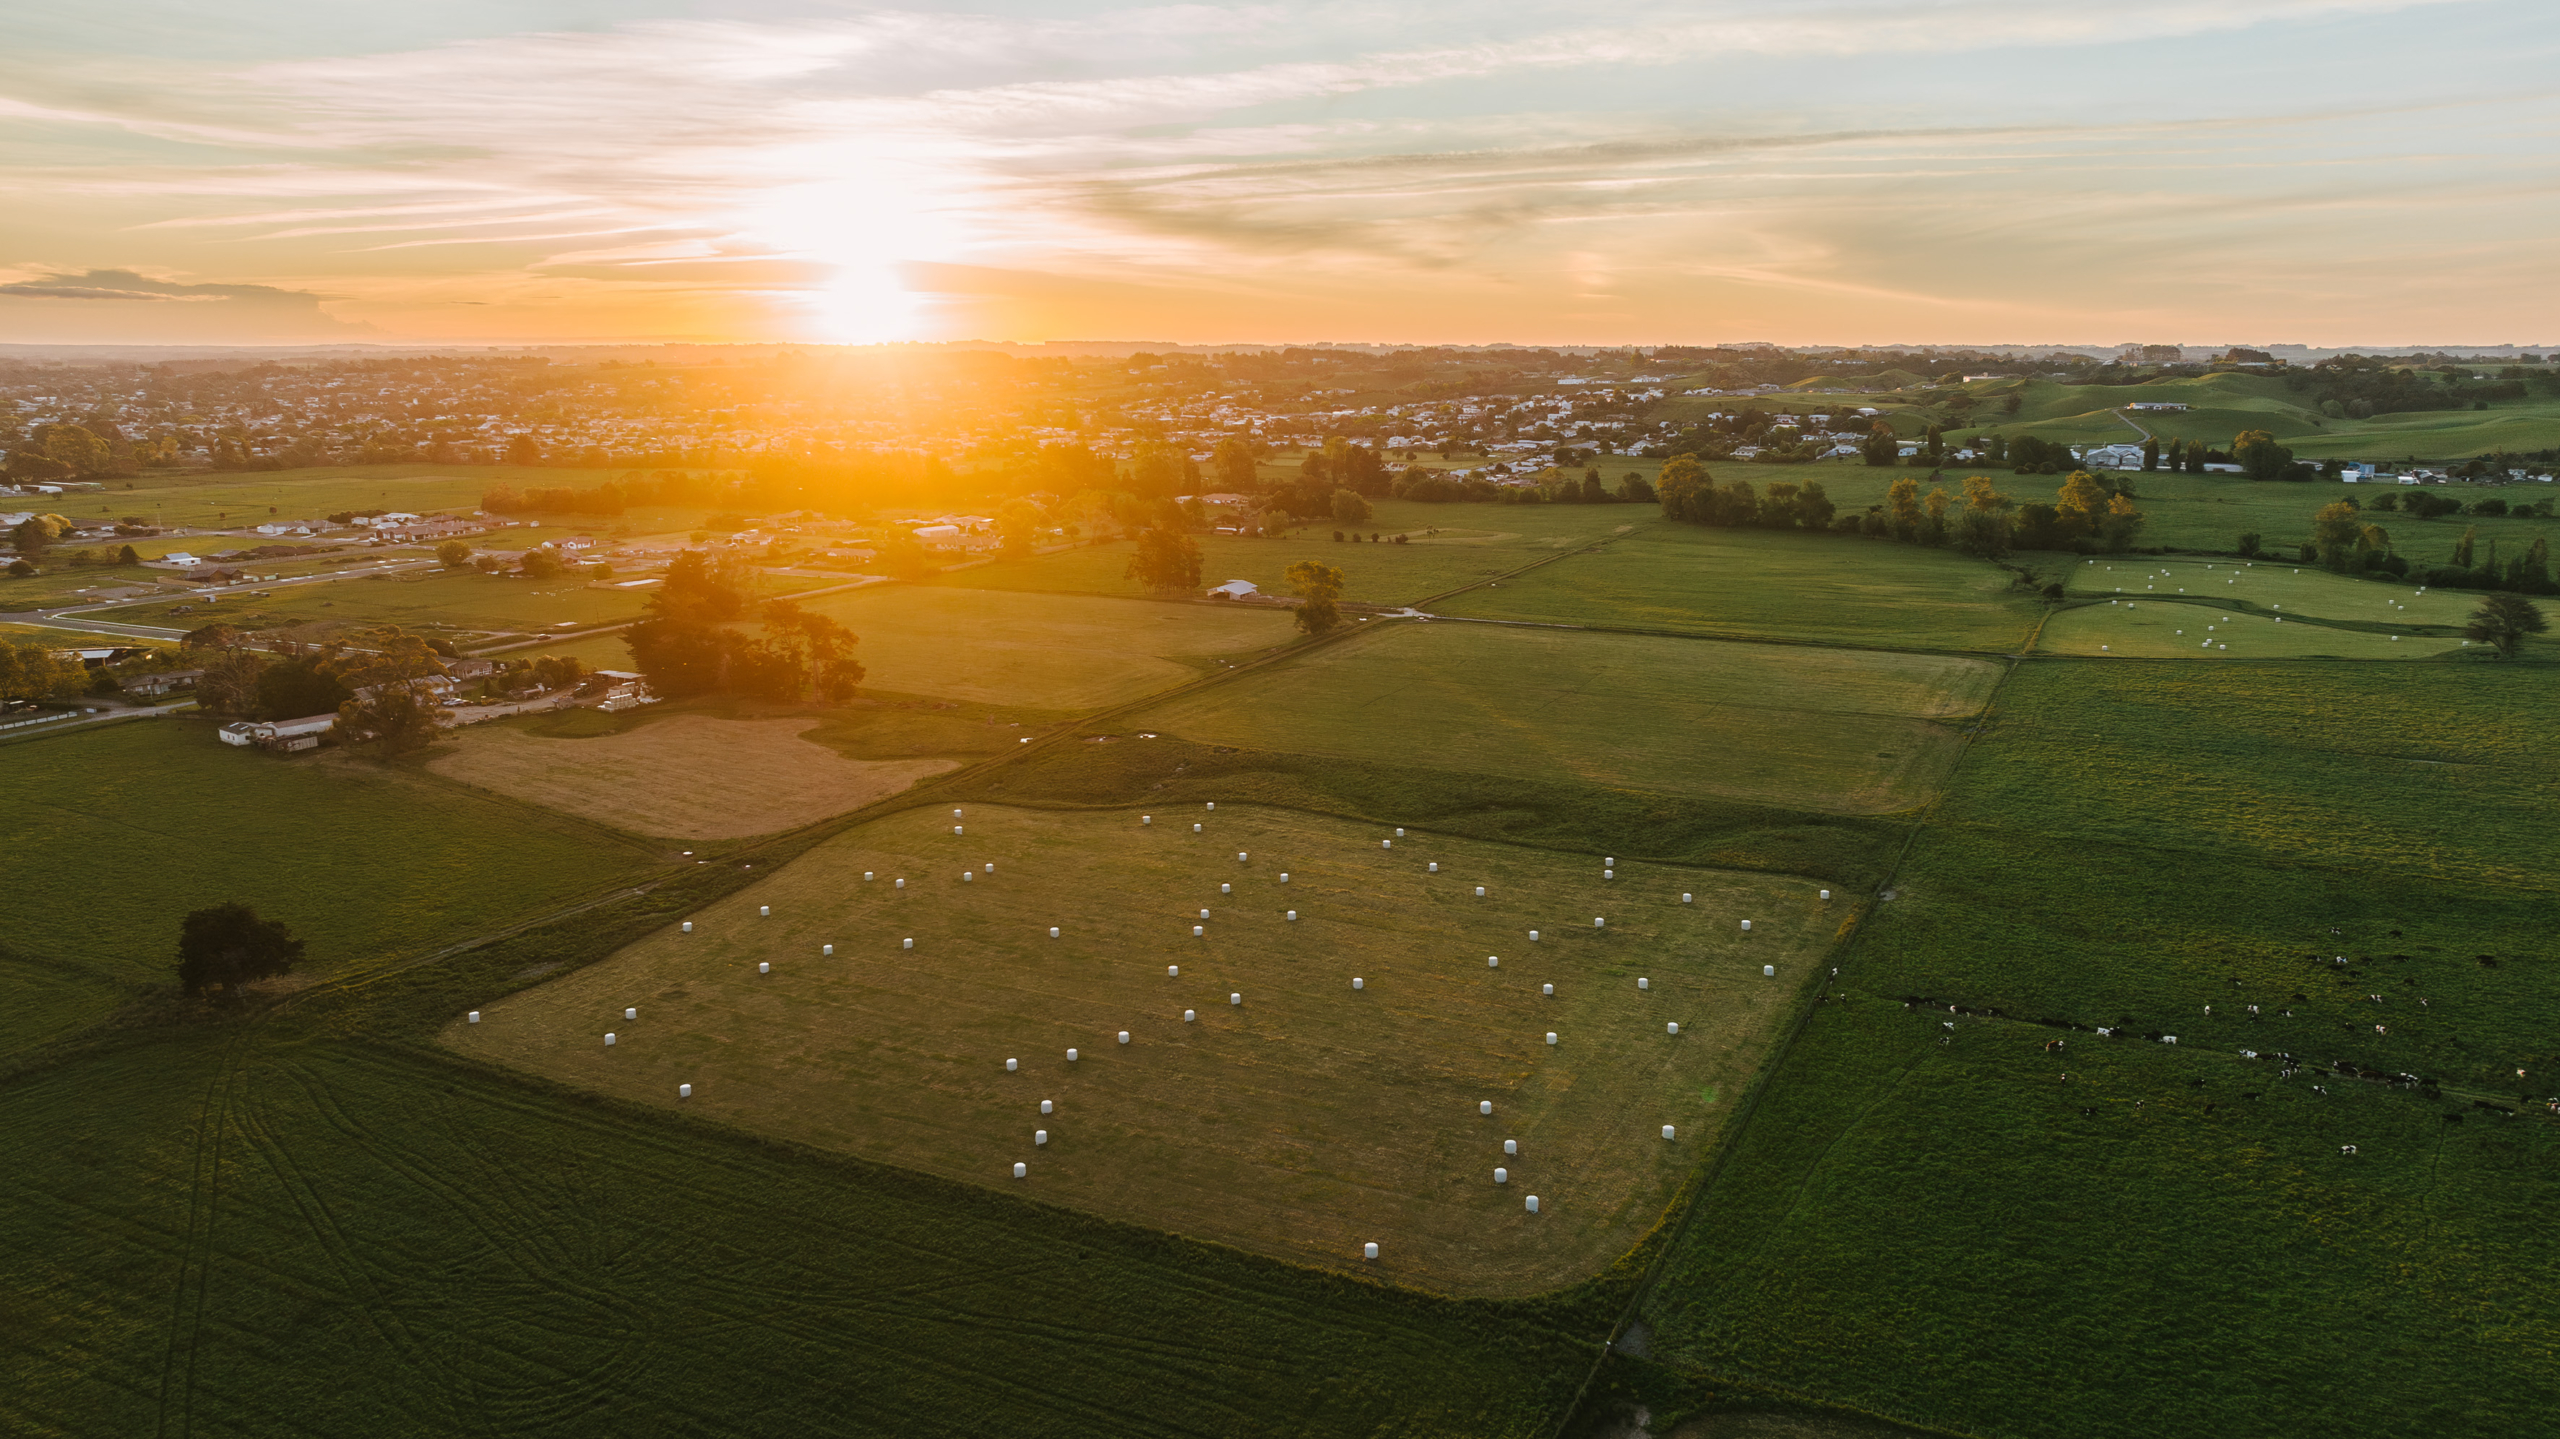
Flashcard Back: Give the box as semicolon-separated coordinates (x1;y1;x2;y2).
329;629;453;755
1286;560;1344;636
176;902;304;998
2465;593;2547;657
1126;527;1203;593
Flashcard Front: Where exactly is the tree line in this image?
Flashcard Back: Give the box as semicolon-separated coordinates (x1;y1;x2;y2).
1656;456;2145;557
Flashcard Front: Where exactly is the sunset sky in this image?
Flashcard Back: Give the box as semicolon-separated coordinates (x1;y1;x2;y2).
4;0;2555;348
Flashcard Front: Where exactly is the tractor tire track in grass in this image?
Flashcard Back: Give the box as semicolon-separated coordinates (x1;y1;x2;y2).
155;1028;250;1439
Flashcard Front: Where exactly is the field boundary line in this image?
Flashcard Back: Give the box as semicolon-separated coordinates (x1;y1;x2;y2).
1421;612;2014;661
1548;651;2028;1439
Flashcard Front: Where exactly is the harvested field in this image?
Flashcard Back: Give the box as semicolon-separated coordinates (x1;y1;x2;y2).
1126;623;2004;815
449;803;1840;1296
430;714;956;838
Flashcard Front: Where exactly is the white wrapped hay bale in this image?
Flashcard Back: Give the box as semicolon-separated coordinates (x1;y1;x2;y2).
1013;1162;1027;1179
679;1083;691;1098
467;1011;480;1024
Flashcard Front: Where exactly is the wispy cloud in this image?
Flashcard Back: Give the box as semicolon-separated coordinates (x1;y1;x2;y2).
0;0;2543;343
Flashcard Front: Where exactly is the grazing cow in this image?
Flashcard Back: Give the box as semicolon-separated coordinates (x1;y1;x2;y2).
2043;1038;2065;1052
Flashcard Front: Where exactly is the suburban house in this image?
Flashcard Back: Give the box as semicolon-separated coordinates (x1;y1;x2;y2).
587;670;656;712
121;669;204;697
2128;402;2191;412
217;713;337;752
2082;443;2147;469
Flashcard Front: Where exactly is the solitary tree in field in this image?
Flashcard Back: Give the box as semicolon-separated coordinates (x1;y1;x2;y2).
1125;527;1203;593
436;540;473;568
2465;593;2547;658
177;903;304;998
1286;560;1345;636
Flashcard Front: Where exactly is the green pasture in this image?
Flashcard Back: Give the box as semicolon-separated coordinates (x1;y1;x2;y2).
2041;556;2517;659
788;585;1302;711
1128;622;2002;816
0;719;661;1057
932;500;1639;606
455;802;1834;1296
1674;464;2560;561
2039;603;2463;660
1435;524;2043;652
104;569;651;639
1635;660;2560;1437
1943;372;2560;461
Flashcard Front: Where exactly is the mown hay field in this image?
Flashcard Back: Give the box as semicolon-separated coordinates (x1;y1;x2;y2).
1632;660;2560;1439
428;714;957;838
449;803;1840;1296
1126;623;2003;815
785;586;1301;710
1433;525;2043;652
0;719;662;1057
931;500;1639;605
2063;555;2482;625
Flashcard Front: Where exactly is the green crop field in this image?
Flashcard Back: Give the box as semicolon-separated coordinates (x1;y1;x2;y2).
0;719;662;1058
1628;660;2560;1438
785;585;1302;711
1435;523;2043;652
0;1030;1593;1438
930;500;1639;605
1128;622;2003;816
451;802;1837;1296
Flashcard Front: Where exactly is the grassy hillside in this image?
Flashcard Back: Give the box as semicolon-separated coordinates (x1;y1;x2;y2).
1949;373;2560;461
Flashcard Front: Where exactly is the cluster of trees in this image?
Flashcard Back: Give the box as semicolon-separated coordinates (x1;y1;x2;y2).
4;423;127;481
1656;457;1839;531
2277;497;2555;593
2285;358;2548;418
0;639;89;702
1657;455;2144;556
2363;490;2554;521
484;469;737;516
624;552;864;703
179;624;463;753
1125;527;1203;593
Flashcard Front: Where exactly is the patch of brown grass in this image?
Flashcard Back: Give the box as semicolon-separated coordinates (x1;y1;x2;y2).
429;714;954;839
